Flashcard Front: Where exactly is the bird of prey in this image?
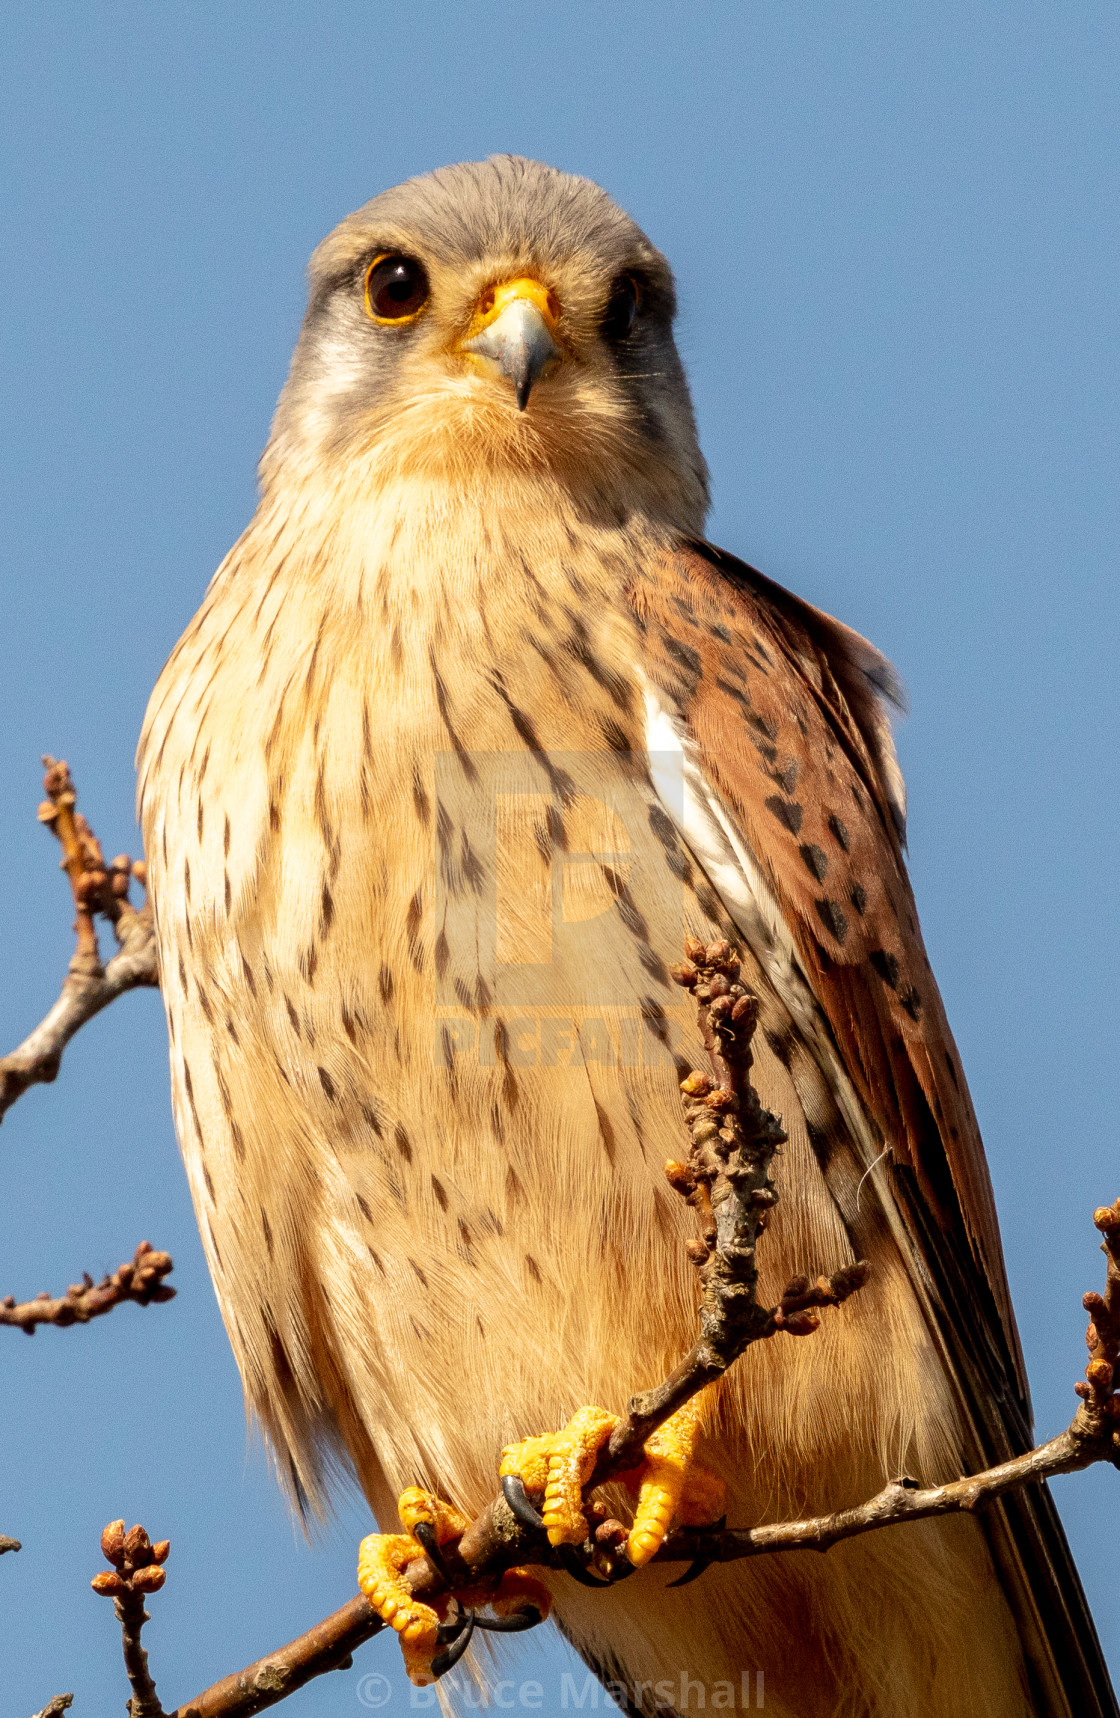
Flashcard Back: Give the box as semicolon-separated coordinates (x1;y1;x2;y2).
138;157;1114;1717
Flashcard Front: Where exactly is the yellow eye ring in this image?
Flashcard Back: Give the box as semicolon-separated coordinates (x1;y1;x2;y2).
364;253;430;325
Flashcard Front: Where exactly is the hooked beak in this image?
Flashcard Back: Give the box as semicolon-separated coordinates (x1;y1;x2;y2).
460;277;562;411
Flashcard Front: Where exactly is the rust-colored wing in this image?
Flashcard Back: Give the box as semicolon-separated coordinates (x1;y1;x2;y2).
633;539;1015;1343
630;539;1116;1718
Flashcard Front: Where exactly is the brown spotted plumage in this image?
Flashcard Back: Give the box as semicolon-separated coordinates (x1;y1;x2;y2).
138;157;1114;1716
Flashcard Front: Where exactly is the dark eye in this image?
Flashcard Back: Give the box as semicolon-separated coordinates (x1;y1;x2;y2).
365;254;430;323
602;273;641;342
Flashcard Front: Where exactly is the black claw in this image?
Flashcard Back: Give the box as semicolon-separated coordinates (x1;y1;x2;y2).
605;1557;640;1583
435;1603;470;1645
558;1542;610;1587
666;1519;724;1589
413;1519;451;1580
474;1606;545;1633
502;1473;545;1530
431;1609;476;1676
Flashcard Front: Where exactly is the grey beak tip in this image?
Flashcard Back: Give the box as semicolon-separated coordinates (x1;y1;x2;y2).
464;298;559;412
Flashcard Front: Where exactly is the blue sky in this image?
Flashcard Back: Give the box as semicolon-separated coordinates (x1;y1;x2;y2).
1;3;1118;1712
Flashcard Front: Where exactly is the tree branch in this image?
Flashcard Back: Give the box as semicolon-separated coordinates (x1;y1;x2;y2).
86;954;1120;1716
167;1597;381;1718
92;1522;172;1718
0;758;158;1123
30;1696;74;1718
1;1242;174;1334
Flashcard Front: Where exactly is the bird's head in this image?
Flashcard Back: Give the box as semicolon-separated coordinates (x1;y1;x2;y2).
264;156;709;533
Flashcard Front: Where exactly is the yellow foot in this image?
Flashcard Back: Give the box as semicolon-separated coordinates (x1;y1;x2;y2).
358;1488;469;1685
624;1394;725;1567
359;1490;553;1685
500;1395;725;1572
501;1405;618;1546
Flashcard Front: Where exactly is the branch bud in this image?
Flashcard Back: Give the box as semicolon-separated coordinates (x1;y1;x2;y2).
123;1524;152;1562
680;1071;712;1097
100;1520;126;1566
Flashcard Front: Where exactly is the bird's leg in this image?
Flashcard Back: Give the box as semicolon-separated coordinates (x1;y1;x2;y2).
358;1487;470;1683
500;1392;725;1575
500;1405;619;1546
622;1390;725;1566
359;1489;553;1683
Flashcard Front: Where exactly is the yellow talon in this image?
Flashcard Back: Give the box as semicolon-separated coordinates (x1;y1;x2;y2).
357;1487;473;1686
625;1393;725;1567
501;1405;617;1547
397;1485;470;1543
358;1528;441;1681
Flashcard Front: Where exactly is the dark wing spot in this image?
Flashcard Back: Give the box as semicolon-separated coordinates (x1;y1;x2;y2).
261;1208;273;1256
379;964;395;1004
765;796;804;836
434;930;449;978
849;883;867;914
715;675;750;707
394;1124;413;1163
525;1254;542;1282
899;987;923;1021
814;899;849;944
799;843;829;881
661;631;703;678
828;814;850;851
317;1066;337;1102
869;949;901;989
431;1176;448;1211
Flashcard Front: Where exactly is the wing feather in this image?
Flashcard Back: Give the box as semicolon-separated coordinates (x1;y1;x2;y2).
630;539;1116;1718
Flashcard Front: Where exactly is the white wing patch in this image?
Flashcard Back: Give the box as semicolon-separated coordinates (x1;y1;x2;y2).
643;681;893;1195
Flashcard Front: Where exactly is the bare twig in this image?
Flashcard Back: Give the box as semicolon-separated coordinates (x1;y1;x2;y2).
96;1201;1120;1717
0;758;159;1123
604;937;866;1471
0;1242;174;1333
92;1521;172;1718
87;952;1119;1714
30;1697;74;1718
168;1597;381;1718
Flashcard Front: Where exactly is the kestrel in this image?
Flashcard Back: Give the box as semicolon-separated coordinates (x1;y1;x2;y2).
137;157;1114;1717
